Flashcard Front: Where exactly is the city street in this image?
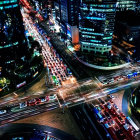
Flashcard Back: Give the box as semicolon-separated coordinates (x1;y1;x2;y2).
1;1;140;133
1;0;140;140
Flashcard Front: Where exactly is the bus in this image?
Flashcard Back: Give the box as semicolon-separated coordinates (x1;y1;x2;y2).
93;107;104;122
126;116;139;131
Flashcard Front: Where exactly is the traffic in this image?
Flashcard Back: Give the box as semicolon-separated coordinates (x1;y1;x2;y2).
98;68;140;86
22;9;73;87
71;97;139;140
0;94;57;116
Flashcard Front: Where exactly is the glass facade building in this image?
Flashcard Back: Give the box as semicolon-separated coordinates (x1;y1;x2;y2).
60;0;80;26
116;0;137;11
0;0;27;76
54;0;61;25
0;0;26;48
79;0;117;54
54;0;80;43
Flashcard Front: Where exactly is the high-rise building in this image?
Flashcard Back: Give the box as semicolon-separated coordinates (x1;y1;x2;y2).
116;0;137;11
79;0;117;54
65;0;80;27
0;0;40;89
137;0;140;11
54;0;61;25
54;0;80;44
0;0;27;67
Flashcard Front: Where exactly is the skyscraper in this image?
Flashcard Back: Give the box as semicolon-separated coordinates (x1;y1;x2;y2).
0;0;38;89
54;0;61;25
79;0;117;54
116;0;137;11
0;0;27;67
55;0;80;44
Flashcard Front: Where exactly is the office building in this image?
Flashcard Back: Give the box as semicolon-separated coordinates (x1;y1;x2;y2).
0;0;27;68
117;0;137;11
79;0;117;54
54;0;61;25
54;0;80;44
0;0;42;89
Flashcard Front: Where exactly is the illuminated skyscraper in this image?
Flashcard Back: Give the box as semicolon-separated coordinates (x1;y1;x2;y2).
117;0;137;11
54;0;80;44
0;0;43;91
0;0;27;67
0;0;34;89
79;0;117;54
54;0;61;25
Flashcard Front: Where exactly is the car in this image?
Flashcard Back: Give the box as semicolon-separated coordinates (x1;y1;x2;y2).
108;79;114;84
49;94;57;100
107;103;111;109
36;96;49;103
56;81;59;86
19;101;27;109
105;112;111;119
39;97;46;103
109;99;113;103
98;98;105;104
120;112;125;118
27;99;36;106
101;79;108;85
110;95;115;99
104;123;110;128
0;109;7;115
35;98;41;104
96;106;101;111
123;123;129;130
108;95;115;99
118;77;124;81
114;104;119;111
110;120;115;125
118;116;125;123
12;137;24;140
99;104;104;110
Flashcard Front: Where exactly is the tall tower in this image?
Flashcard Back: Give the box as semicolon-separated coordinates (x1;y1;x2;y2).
116;0;137;11
57;0;80;44
0;0;27;69
79;0;117;54
0;0;32;90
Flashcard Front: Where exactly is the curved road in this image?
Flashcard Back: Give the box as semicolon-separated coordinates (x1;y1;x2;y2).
0;123;77;140
122;87;137;116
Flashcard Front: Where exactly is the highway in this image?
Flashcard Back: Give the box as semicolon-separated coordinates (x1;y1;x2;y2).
22;8;77;88
65;77;140;108
1;76;140;126
0;99;59;125
70;105;103;140
0;123;76;140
